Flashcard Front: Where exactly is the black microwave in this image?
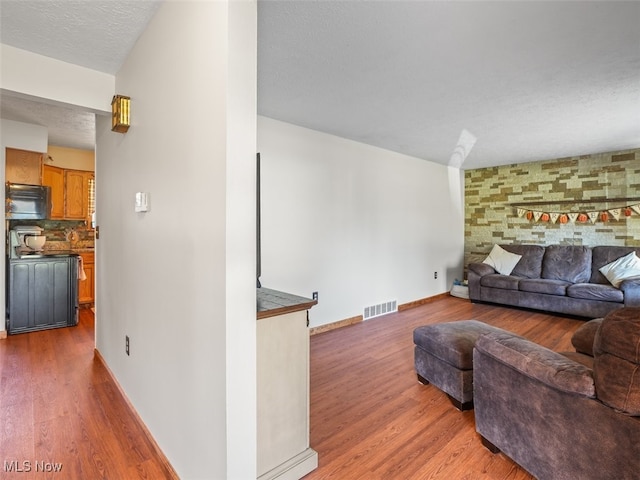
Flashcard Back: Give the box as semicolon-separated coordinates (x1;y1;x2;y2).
6;183;51;220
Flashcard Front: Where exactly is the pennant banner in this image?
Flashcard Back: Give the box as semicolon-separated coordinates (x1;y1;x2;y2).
515;201;640;224
608;208;621;221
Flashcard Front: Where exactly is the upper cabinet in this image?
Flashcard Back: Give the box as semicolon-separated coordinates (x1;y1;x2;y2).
42;165;94;224
65;169;90;219
42;165;65;218
6;148;42;185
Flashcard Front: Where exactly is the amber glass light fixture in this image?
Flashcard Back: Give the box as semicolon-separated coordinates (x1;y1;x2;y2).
111;95;130;133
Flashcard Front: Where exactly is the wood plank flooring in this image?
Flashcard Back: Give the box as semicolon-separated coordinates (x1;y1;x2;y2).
304;296;585;480
0;297;586;479
0;309;176;479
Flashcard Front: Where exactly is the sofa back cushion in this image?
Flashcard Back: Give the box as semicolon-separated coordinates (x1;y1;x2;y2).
593;307;640;415
590;246;640;284
541;245;592;283
500;244;545;278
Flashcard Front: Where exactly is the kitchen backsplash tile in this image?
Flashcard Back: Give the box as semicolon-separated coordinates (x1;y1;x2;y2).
8;219;95;250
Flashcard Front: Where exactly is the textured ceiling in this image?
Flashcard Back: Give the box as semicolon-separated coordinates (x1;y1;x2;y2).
258;1;640;169
0;0;161;74
1;1;639;168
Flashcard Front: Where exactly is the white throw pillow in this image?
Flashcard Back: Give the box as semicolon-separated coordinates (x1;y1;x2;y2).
599;251;640;288
483;244;522;275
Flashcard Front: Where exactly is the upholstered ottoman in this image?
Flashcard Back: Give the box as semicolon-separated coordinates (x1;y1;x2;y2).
413;320;507;410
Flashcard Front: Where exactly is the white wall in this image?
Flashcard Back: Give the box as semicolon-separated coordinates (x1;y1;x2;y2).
1;44;114;113
96;2;256;479
257;116;465;327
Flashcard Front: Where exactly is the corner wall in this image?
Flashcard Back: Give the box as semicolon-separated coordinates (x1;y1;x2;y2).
464;148;640;264
257;116;465;328
95;2;256;478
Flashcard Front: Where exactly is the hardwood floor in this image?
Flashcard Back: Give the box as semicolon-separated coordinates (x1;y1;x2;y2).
0;297;586;479
304;296;585;480
0;309;176;479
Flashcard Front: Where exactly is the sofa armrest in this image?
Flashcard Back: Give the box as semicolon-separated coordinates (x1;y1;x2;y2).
468;262;495;277
620;279;640;307
475;332;595;398
571;318;603;356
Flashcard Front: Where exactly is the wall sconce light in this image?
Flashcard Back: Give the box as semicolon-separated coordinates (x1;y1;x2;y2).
111;95;131;133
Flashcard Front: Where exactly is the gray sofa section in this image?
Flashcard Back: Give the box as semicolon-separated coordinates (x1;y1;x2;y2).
468;245;640;318
473;308;640;480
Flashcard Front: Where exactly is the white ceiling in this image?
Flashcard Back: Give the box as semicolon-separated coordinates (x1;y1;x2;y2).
1;0;639;169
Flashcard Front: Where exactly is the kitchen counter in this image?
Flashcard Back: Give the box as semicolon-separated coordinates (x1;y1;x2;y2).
12;249;80;259
257;287;317;320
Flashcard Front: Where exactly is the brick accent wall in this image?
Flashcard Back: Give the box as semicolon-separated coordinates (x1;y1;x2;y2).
464;149;640;266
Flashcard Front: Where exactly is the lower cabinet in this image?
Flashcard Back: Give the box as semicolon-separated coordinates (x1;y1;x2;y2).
7;256;79;334
78;252;95;305
257;309;317;480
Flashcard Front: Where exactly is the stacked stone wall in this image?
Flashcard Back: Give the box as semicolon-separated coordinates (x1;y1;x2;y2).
464;149;640;266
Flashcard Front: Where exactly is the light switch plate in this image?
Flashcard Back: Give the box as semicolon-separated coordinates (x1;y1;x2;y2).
135;192;149;212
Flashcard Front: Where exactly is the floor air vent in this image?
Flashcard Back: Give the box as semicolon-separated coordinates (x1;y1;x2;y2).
364;300;398;320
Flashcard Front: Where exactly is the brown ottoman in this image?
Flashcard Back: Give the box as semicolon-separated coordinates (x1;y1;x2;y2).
413;320;507;410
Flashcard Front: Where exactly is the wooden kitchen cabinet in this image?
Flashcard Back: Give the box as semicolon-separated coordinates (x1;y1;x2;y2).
6;147;42;185
42;165;65;218
78;252;95;305
42;165;94;222
65;169;90;219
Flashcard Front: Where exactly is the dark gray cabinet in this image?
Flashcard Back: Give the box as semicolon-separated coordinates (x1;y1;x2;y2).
7;256;78;334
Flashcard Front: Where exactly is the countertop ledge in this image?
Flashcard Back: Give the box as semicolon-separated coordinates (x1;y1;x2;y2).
257;287;317;320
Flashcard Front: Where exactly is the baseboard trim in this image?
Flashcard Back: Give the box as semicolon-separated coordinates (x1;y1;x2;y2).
398;292;450;311
258;447;318;480
93;349;179;479
0;330;7;340
310;315;363;335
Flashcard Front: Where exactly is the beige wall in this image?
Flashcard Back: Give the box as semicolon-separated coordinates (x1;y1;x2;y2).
47;145;95;171
464;148;640;266
95;1;257;478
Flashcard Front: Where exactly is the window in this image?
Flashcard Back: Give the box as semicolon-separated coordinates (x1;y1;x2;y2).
88;176;96;229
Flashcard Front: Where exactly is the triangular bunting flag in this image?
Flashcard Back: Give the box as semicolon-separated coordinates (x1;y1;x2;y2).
632;204;640;216
533;211;543;221
587;211;599;223
516;208;527;218
608;208;621;221
568;213;579;223
550;212;559;223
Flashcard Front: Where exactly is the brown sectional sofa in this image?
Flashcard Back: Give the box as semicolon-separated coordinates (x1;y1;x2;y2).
468;245;640;318
474;307;640;480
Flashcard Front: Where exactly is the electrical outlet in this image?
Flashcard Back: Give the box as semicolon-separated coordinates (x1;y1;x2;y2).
434;271;438;279
312;291;318;301
126;335;130;356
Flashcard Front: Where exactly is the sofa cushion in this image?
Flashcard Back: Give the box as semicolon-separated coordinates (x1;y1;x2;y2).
593;307;640;415
590;246;640;284
541;245;592;283
518;278;571;296
413;320;506;370
483;244;522;275
567;283;624;303
599;251;640;288
480;274;520;290
501;244;545;279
